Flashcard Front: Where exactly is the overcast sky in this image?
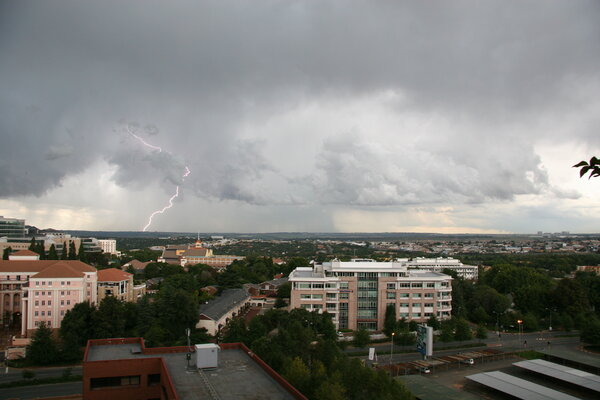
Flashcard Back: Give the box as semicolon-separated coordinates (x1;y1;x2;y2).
1;1;599;233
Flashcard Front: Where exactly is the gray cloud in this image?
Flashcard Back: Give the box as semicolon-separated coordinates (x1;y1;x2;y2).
0;0;599;231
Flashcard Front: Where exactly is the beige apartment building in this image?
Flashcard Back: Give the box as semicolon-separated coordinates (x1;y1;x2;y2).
289;259;452;331
97;268;134;303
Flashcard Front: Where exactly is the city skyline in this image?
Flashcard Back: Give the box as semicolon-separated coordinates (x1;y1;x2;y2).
1;1;599;233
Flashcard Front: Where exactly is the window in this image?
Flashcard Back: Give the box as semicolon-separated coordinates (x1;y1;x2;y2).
312;294;323;300
61;291;64;296
41;292;45;296
411;283;422;288
386;292;396;299
424;303;434;307
387;283;396;290
399;283;410;288
41;311;45;316
61;310;64;316
148;374;161;386
339;293;349;300
412;313;421;318
90;375;141;390
326;303;337;310
61;281;65;286
35;321;40;327
48;311;51;316
67;300;71;305
426;283;435;288
424;293;434;298
42;301;45;306
35;292;39;296
326;293;337;300
36;282;39;286
301;294;312;300
35;311;38;316
339;282;349;289
48;301;51;306
412;303;421;308
296;283;310;289
412;293;421;299
35;301;39;306
16;275;20;281
67;281;71;285
42;281;46;286
400;293;409;298
400;303;410;307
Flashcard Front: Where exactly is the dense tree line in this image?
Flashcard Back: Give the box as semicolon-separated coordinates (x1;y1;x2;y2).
447;263;600;344
222;308;412;400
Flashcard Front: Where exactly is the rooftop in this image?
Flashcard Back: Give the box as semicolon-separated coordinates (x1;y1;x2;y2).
0;259;96;276
198;288;250;321
85;338;303;400
97;267;132;282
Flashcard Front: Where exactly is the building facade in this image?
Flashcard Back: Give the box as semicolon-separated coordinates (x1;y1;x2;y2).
97;239;118;255
404;257;479;280
0;257;97;336
158;241;244;269
0;216;25;238
289;259;452;331
97;268;134;303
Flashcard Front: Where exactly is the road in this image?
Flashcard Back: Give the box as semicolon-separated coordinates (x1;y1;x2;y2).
0;365;82;384
352;331;580;365
0;381;82;399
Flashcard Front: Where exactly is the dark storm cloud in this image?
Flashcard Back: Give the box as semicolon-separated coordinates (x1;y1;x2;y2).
0;0;599;207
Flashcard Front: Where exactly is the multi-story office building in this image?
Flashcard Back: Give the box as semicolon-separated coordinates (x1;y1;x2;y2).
0;216;25;238
403;257;479;280
97;239;118;255
289;259;452;331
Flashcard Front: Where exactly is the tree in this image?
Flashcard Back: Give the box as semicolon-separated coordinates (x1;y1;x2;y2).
383;305;396;337
27;322;60;365
92;297;126;338
274;298;287;308
61;242;68;260
573;157;600;179
427;315;440;330
276;282;292;299
2;246;11;260
28;237;36;252
47;244;58;260
60;301;95;346
580;315;600;345
78;242;86;262
476;324;488;339
283;357;311;396
454;318;472;341
352;326;370;348
68;241;77;260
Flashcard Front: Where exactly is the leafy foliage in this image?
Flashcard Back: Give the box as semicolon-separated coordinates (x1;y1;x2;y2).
573;156;600;179
27;323;60;365
220;309;411;400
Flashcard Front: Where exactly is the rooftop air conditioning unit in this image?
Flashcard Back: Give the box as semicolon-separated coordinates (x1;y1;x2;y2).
195;343;219;369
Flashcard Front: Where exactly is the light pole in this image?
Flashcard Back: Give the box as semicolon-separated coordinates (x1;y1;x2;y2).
389;332;395;366
517;319;523;347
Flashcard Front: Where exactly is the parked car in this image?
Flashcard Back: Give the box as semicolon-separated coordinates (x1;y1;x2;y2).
461;358;474;365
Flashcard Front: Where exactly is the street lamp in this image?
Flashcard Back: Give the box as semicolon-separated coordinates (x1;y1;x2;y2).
390;332;395;366
517;319;523;347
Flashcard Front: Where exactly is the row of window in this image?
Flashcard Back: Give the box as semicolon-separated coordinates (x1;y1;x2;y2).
34;310;65;317
34;291;73;296
34;320;51;327
294;281;449;290
34;299;71;307
35;281;72;286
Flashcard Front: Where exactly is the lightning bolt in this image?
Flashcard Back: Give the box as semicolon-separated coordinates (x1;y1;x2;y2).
126;124;191;231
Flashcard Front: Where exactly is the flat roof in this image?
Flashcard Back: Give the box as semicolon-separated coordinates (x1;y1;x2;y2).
466;371;581;400
397;375;479;400
538;348;600;369
85;340;298;400
513;359;600;393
